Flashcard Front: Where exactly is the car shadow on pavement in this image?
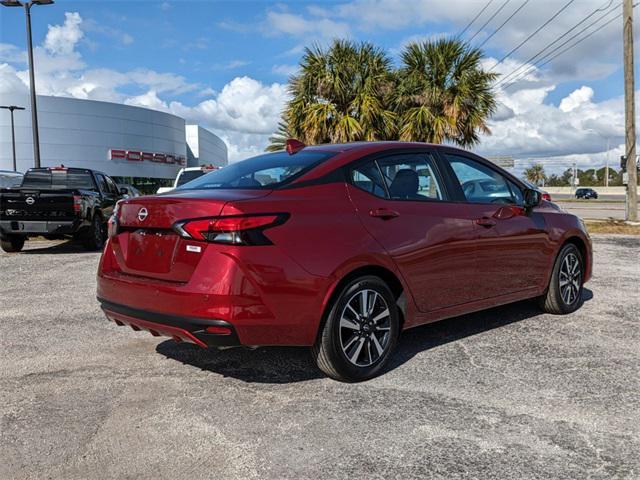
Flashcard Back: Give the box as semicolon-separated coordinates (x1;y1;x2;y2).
18;240;93;255
156;289;593;384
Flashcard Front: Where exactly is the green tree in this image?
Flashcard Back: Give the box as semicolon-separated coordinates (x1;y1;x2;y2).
281;40;397;146
524;163;547;186
265;118;291;152
393;38;498;146
268;37;497;150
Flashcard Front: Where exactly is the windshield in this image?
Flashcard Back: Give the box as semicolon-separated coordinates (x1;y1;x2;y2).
178;150;335;190
176;170;207;186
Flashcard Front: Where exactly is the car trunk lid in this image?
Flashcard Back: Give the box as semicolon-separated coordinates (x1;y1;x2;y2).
112;189;271;281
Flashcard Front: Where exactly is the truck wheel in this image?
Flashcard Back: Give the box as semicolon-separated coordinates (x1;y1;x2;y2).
0;235;25;253
83;215;105;251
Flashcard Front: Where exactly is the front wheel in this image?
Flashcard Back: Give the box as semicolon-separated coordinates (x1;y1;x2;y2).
0;235;25;253
82;215;105;251
312;276;400;382
539;243;584;314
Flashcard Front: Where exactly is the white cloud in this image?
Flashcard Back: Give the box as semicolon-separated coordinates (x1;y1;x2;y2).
44;12;84;56
559;86;594;113
168;76;288;136
272;64;299;77
265;10;351;39
124;90;169;111
478;83;625;174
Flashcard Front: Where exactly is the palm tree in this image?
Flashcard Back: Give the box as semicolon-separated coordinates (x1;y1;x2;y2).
277;40;397;147
393;38;497;146
524;164;547;186
265;118;291;152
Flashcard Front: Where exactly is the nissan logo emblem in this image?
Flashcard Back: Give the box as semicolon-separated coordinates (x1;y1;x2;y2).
26;197;35;205
137;207;148;222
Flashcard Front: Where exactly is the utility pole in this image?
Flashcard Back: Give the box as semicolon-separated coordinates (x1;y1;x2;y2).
623;0;638;221
605;137;610;188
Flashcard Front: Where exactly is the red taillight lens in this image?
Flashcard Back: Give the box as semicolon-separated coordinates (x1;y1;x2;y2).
175;214;286;245
73;195;82;213
542;193;552;201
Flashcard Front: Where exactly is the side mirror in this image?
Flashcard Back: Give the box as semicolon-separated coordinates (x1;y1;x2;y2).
119;187;128;195
523;188;541;208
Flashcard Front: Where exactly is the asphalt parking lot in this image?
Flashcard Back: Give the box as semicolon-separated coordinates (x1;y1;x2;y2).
1;236;639;479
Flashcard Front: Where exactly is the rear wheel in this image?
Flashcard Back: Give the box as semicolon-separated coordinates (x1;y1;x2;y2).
83;215;105;251
312;276;400;382
0;235;25;253
539;243;584;314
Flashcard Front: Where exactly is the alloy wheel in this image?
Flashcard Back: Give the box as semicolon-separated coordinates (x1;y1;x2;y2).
559;252;581;306
339;289;392;367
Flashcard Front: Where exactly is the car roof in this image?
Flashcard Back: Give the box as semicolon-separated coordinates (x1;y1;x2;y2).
292;141;503;184
303;141;441;153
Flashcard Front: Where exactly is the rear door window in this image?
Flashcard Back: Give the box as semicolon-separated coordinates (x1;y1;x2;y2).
377;154;443;201
350;152;444;201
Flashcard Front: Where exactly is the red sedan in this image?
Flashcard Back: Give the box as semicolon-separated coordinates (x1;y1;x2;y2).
97;141;592;382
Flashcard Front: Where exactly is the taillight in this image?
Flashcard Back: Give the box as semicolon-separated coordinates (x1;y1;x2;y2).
174;214;287;245
73;195;82;213
107;200;122;239
542;193;552;201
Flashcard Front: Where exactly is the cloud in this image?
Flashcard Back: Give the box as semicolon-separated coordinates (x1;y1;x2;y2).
44;12;84;56
125;90;169;111
271;64;299;77
168;76;288;136
477;83;625;174
222;60;250;70
265;10;351;39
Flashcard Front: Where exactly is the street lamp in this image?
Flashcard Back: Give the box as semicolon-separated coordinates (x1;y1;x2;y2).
0;105;25;172
1;0;54;169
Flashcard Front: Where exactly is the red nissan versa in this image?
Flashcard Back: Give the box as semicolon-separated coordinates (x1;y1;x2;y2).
97;141;592;382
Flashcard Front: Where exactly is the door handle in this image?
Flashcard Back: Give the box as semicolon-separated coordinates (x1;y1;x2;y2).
476;217;497;228
369;208;400;219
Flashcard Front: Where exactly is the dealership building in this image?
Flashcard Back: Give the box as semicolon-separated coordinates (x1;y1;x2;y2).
0;95;227;192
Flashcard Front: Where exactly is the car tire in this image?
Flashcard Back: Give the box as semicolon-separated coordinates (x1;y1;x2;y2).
0;235;25;253
312;275;400;382
83;214;105;251
539;243;584;315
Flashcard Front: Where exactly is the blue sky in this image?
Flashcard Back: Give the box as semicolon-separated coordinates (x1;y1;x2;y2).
0;0;632;169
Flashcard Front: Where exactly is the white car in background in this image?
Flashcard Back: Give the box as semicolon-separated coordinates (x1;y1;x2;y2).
0;170;23;189
156;165;220;194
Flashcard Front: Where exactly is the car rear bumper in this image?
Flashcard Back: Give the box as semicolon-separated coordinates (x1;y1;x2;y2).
98;298;241;348
0;219;80;236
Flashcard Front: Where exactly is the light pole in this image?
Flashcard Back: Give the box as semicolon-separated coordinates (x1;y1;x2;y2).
0;105;25;171
1;0;54;169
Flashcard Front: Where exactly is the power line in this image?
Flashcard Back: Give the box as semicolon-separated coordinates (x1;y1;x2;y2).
477;0;531;49
495;1;621;87
502;10;622;89
496;2;620;86
491;0;575;69
468;0;512;43
457;0;495;38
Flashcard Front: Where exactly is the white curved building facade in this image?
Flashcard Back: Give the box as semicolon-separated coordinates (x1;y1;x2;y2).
0;95;227;191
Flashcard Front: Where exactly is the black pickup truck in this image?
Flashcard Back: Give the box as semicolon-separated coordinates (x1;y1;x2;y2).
0;167;124;252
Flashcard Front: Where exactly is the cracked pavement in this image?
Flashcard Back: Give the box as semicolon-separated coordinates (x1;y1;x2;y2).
1;235;639;479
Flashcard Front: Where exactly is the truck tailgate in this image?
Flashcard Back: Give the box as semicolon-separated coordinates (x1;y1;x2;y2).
0;189;77;222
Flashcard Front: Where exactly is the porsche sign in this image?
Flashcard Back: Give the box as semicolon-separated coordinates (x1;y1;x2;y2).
109;149;186;166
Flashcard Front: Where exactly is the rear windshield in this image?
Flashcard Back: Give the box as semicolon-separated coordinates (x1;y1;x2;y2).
178;150;335;190
176;170;207;186
21;169;95;190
